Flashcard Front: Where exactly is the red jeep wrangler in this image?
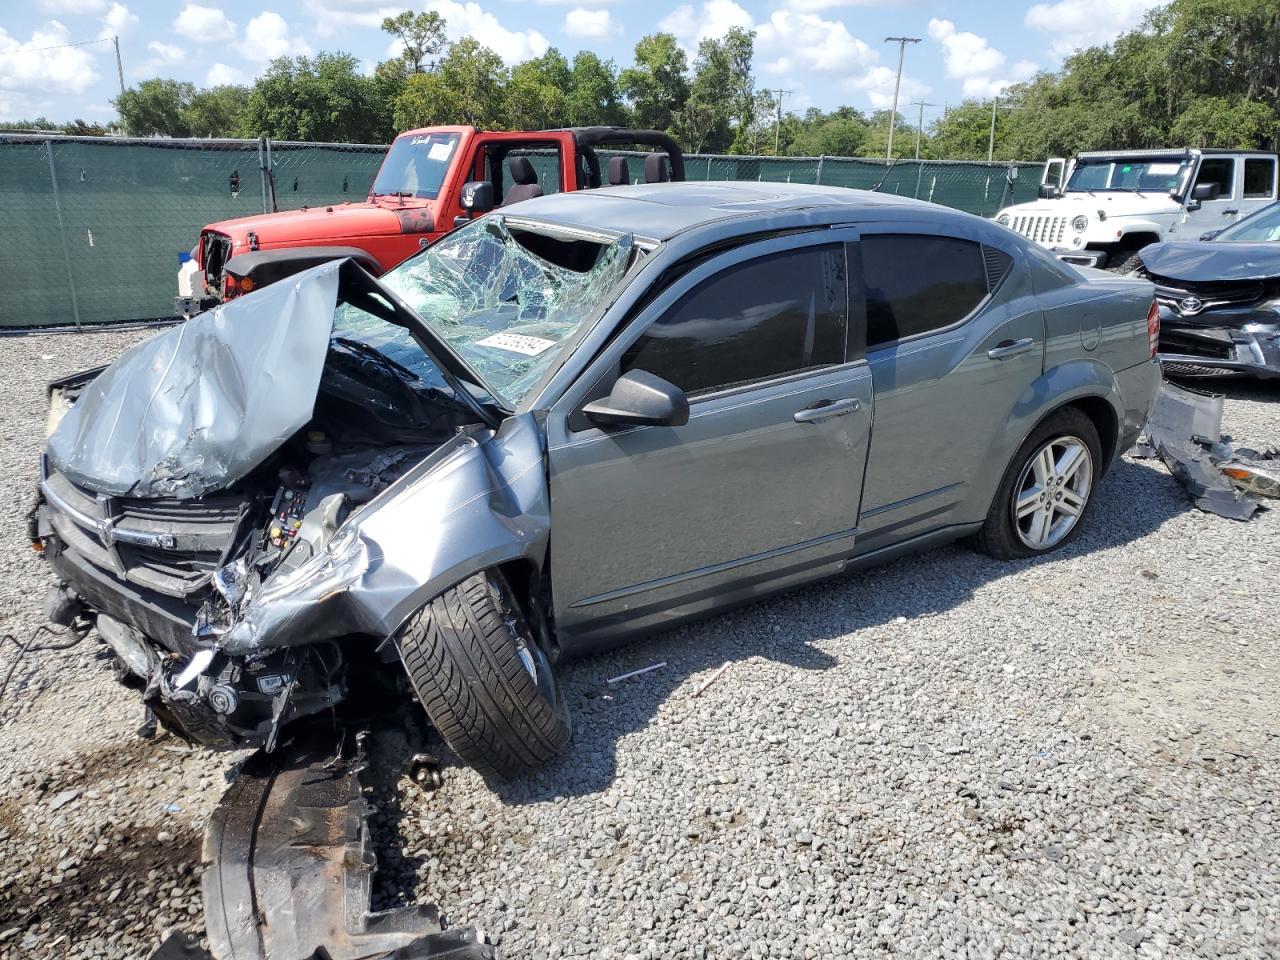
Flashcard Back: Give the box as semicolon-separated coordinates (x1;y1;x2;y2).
180;126;685;312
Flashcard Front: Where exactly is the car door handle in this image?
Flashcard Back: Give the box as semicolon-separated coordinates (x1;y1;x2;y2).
987;337;1036;360
1223;209;1239;216
794;397;860;423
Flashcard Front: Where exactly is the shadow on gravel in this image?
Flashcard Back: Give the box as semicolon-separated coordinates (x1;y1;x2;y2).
487;456;1193;805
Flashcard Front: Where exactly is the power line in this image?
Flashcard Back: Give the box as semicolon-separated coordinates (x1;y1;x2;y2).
883;36;920;162
0;35;115;55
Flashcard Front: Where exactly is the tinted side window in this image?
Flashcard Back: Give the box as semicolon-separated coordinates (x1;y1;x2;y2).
1195;158;1235;198
1244;158;1276;198
620;246;847;397
863;235;989;348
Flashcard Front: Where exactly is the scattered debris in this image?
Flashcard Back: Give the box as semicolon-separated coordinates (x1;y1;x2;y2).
151;729;494;960
49;788;80;811
692;662;731;698
607;662;667;685
1132;380;1278;520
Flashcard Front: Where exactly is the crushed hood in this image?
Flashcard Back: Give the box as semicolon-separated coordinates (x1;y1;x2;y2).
47;262;340;499
1138;241;1280;282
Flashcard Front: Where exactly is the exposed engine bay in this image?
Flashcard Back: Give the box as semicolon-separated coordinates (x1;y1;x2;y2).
33;261;500;750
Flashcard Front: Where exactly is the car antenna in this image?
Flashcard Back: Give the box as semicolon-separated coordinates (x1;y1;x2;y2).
871;157;898;193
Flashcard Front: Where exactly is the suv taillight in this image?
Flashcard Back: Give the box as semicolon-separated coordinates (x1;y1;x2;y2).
1146;300;1160;358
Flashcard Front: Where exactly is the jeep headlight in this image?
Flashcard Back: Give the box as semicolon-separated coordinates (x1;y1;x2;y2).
997;214;1010;226
1072;215;1089;232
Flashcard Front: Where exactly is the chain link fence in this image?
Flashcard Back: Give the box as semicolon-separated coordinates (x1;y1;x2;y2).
0;134;1043;330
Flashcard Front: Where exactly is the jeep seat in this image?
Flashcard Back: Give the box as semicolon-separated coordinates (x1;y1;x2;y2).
503;157;544;206
644;154;671;184
608;156;631;186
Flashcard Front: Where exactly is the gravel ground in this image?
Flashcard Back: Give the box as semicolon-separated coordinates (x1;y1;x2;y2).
1;327;1277;960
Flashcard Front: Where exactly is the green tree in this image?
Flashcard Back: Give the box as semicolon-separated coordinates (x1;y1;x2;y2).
566;52;626;127
380;10;449;76
507;49;571;130
926;101;998;161
392;38;509;130
673;27;755;154
619;33;688;132
184;85;249;137
114;78;195;137
789;106;870;157
241;53;389;142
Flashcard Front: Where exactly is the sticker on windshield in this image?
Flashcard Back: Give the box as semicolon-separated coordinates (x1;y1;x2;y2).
474;333;556;356
1147;163;1182;175
427;141;454;162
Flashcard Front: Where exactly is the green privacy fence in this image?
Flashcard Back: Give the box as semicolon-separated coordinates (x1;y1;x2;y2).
0;134;1043;330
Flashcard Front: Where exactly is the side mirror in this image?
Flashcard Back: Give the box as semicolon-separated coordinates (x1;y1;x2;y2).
582;370;689;429
460;180;495;214
1191;182;1220;202
1199;229;1223;241
1038;183;1060;200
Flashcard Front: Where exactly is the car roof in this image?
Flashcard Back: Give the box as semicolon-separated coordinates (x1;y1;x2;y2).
505;181;939;242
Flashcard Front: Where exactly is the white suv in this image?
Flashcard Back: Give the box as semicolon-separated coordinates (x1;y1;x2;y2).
993;148;1278;270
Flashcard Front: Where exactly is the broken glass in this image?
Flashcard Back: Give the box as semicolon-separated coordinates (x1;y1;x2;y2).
352;216;634;406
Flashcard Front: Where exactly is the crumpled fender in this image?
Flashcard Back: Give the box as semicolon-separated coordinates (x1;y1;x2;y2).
218;412;549;656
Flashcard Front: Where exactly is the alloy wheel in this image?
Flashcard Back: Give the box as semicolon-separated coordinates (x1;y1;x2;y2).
1011;436;1093;550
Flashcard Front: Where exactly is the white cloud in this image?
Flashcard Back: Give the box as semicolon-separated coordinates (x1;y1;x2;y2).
147;40;184;63
172;4;238;44
427;0;549;63
756;11;875;74
659;0;753;53
205;62;241;86
535;0;617;5
0;22;101;117
847;65;930;111
237;12;313;62
97;3;138;40
563;8;618;39
1025;0;1163;58
38;0;108;12
928;18;1037;98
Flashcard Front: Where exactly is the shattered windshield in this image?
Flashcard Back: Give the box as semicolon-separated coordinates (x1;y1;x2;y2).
370;133;460;200
360;216;633;406
1066;158;1190;193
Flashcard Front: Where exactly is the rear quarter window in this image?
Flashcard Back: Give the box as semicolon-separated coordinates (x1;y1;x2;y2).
862;235;990;348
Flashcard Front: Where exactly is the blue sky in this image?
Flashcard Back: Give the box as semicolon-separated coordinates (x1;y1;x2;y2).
1;0;1164;125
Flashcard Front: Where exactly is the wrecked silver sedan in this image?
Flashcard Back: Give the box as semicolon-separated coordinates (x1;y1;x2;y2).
34;183;1161;778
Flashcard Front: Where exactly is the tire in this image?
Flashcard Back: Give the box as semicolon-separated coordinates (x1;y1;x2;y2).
1108;251;1144;274
972;408;1102;561
396;570;571;779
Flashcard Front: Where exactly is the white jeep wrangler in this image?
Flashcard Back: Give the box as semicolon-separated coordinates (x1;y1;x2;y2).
993;148;1278;270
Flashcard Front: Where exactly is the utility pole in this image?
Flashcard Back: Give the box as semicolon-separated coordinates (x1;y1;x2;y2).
112;35;125;97
910;100;935;160
883;36;920;162
987;97;999;162
770;88;792;155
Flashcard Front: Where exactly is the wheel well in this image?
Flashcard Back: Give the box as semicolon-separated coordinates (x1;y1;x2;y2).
495;557;559;659
1063;396;1119;472
1116;232;1160;252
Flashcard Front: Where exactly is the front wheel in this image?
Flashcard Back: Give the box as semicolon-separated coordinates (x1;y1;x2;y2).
973;408;1102;560
396;571;571;779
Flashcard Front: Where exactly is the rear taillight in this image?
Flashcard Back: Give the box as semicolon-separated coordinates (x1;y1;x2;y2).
1146;300;1160;358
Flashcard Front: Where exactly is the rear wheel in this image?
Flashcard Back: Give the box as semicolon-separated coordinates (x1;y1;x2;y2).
973;408;1101;560
396;571;571;779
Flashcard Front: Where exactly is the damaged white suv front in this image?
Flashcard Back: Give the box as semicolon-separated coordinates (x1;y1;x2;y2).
993;149;1278;270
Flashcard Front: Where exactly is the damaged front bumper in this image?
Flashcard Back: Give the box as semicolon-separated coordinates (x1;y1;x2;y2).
1156;305;1280;379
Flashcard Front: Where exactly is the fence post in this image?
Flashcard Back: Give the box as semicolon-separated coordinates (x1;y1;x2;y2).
258;137;270;214
913;160;924;199
815;155;825;185
705;156;712;180
45;140;82;330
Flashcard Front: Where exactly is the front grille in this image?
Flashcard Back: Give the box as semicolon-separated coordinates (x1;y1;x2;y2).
41;467;245;601
1148;272;1268;317
1008;215;1067;245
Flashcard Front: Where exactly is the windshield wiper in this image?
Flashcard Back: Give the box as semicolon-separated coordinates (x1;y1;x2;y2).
333;336;422;383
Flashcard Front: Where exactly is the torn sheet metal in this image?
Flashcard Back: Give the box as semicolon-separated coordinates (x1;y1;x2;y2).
196;731;494;960
47;263;340;500
1133;380;1275;520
